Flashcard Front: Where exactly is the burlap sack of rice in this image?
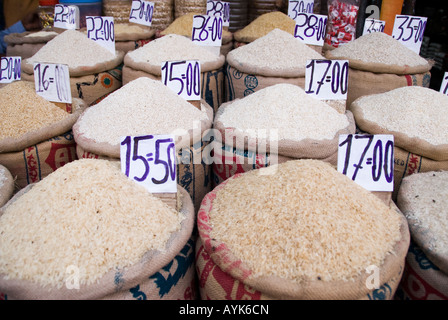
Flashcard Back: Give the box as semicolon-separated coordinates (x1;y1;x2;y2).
151;0;174;31
123;33;225;113
325;32;433;108
20;29;124;106
0;165;14;208
350;86;448;200
225;29;332;105
113;23;156;53
174;0;206;18
196;159;410;300
395;171;448;300
0;159;197;300
4;30;60;59
72;77;214;211
233;11;322;54
103;0;133;24
0;81;87;191
212;83;356;186
158;13;234;57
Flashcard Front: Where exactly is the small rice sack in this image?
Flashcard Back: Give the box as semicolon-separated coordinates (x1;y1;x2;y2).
0;81;87;190
225;28;327;103
0;165;14;207
395;171;448;300
212;83;356;185
0;159;196;300
196;159;410;300
21;29;124;106
350;86;448;199
326;32;432;107
4;30;60;59
73;77;214;211
123;33;226;113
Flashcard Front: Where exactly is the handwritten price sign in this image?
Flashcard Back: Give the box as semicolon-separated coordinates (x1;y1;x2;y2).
33;62;72;103
129;0;154;27
288;0;314;19
206;1;230;27
0;56;21;83
86;16;115;54
392;15;427;54
362;18;385;35
53;4;79;29
338;134;394;191
294;12;327;46
120;135;177;193
440;72;448;96
161;60;201;101
305;59;349;100
192;14;223;46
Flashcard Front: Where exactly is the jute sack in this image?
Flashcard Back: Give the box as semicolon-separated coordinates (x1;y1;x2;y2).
0;165;14;207
113;23;156;54
0;99;87;190
196;173;410;300
73;99;214;212
4;30;59;59
0;185;197;300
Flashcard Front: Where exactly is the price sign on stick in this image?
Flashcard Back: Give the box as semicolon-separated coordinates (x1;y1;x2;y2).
288;0;314;20
86;16;115;54
120;135;177;194
362;18;385;35
129;0;154;27
440;72;448;96
293;12;327;46
392;15;427;54
206;1;230;27
192;14;222;56
0;56;21;83
54;4;80;29
338;134;394;191
305;59;349;100
161;60;201;106
33;62;72;103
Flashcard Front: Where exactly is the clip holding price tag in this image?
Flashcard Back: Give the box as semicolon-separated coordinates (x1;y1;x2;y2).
129;0;154;27
86;16;116;55
54;4;80;29
305;59;349;100
33;62;72;103
391;15;427;54
0;56;21;83
337;134;394;192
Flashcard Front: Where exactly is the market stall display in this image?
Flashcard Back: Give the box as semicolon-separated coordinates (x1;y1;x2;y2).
4;29;60;59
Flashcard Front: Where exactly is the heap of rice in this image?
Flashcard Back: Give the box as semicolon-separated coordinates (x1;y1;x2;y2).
0;159;185;288
208;159;404;282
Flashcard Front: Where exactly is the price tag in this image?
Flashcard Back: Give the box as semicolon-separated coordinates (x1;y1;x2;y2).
33;62;72;103
53;4;80;29
120;134;177;194
362;18;385;35
288;0;314;20
338;134;394;192
440;72;448;96
293;12;327;46
206;1;230;27
161;60;201;102
391;15;427;54
305;59;349;100
192;14;223;56
86;16;115;54
0;56;21;83
129;0;154;27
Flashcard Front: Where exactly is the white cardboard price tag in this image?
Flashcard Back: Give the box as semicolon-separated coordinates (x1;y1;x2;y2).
53;4;80;29
120;134;177;193
192;14;223;47
288;0;314;20
129;0;154;27
161;60;201;101
0;56;21;83
440;72;448;96
86;16;115;55
293;12;327;46
206;1;230;27
338;134;394;192
305;59;348;100
392;15;427;54
33;62;72;103
362;18;385;35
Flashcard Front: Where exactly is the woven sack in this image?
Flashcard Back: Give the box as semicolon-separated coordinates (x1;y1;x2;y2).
4;30;59;59
0;165;14;207
0;98;87;190
113;23;156;53
196;173;410;300
0;185;197;300
73;100;214;211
